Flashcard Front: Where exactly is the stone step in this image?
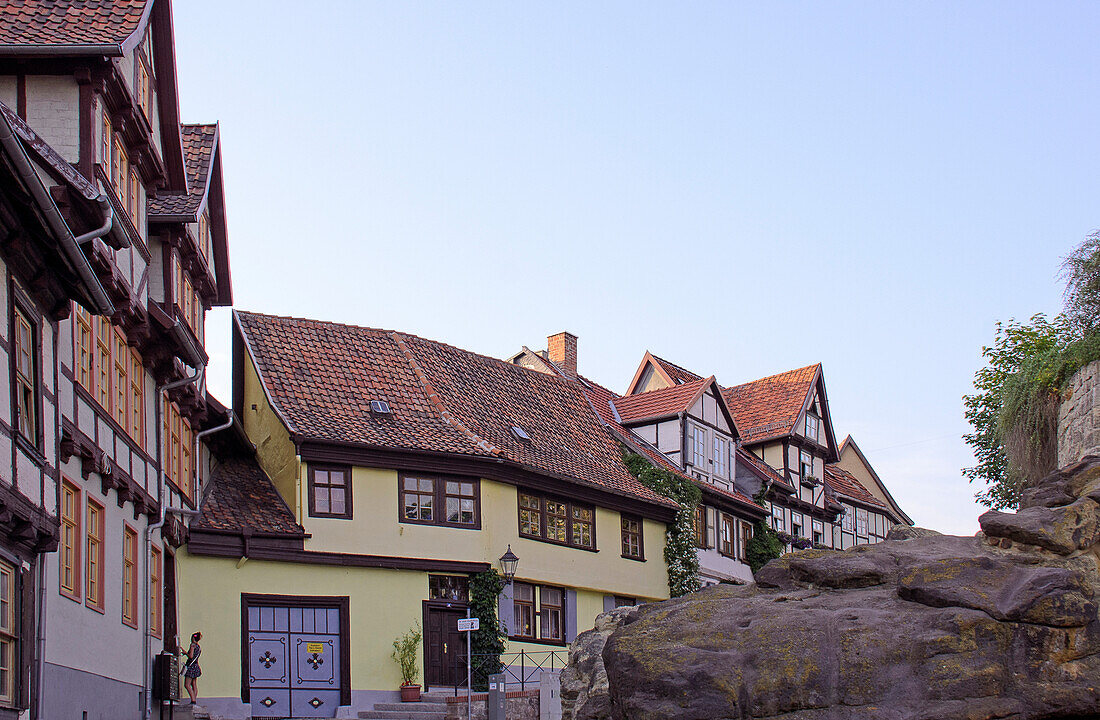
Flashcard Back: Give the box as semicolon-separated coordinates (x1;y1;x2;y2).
371;702;450;712
358;711;448;720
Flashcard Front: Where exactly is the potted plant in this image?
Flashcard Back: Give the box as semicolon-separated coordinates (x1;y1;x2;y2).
392;624;422;702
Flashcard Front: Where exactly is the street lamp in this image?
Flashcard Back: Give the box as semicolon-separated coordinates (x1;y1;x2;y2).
498;545;519;584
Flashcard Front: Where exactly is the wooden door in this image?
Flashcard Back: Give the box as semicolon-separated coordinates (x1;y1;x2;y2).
425;607;466;687
163;551;178;653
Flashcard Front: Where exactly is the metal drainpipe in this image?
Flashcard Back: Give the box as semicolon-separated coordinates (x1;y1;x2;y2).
143;360;205;720
0;116;114;315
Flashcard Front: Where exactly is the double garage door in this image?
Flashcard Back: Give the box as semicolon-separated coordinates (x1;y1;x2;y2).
246;600;345;718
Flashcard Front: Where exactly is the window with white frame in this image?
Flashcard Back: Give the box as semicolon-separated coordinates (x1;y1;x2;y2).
812;519;825;545
800;451;814;481
692;424;707;467
713;436;727;477
771;504;785;532
856;507;869;537
805;413;820;441
841;504;854;532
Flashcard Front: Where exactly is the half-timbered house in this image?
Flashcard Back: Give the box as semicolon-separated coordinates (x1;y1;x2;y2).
178;313;677;719
0;2;234;717
510;340;766;584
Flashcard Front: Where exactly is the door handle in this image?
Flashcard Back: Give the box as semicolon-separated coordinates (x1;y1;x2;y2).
443;643;448;653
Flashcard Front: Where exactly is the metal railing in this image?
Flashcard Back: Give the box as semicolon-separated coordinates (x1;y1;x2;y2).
451;649;567;695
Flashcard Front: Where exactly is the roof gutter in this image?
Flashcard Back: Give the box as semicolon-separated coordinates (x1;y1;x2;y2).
0;113;115;315
0;44;123;57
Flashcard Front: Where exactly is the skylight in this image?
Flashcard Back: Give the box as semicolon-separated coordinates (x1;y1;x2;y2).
511;425;531;442
370;400;391;414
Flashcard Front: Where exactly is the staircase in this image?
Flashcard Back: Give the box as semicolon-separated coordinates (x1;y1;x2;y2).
358;693;451;720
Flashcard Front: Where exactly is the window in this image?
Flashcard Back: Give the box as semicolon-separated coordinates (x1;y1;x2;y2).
771;504;785;532
130;351;144;444
720;513;736;557
694;505;708;549
95;317;110;409
791;516;802;538
540;586;563;642
841;504;854;532
513;582;535;640
128;167;140;224
805;413;820;441
856;508;869;537
692;424;707;467
75;306;93;389
400;474;479;528
428;575;468;602
0;560;14;706
198;211;210;261
114;138;127;198
114;331;129;427
308;465;351;519
511;582;566;644
162;400;193;500
613;596;636;608
60;481;81;600
150;547;162;638
86;498;104;612
517;493;593;549
137;60;152;120
172;257;203;337
122;525;138;627
800;451;814;481
101;111;112;167
738;520;753;561
620;514;643;560
13;306;37;444
713;436;727;477
812;519;824;546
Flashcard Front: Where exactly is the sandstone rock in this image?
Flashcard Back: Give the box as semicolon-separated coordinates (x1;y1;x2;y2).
885;525;940;541
561;458;1100;720
979;497;1100;554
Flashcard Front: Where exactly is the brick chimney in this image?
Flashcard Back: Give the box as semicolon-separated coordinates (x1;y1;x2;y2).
547;332;578;378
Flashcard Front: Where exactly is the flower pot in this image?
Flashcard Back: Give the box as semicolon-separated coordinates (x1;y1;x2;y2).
400;684;421;702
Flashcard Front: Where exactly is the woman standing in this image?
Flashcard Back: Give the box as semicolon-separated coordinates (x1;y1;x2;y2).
181;631;202;704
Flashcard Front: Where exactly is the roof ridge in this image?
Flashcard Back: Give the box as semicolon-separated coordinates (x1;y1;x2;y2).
650;353;703;379
391;332;501;456
726;363;822;392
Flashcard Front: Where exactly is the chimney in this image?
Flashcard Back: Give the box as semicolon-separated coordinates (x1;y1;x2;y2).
547;331;578;378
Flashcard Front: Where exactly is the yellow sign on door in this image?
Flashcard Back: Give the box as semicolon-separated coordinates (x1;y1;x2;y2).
307;642;324;654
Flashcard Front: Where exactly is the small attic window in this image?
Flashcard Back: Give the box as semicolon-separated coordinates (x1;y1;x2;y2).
511;425;531;442
370;400;391;414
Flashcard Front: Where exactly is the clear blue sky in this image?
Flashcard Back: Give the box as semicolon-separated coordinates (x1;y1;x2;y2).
174;1;1100;535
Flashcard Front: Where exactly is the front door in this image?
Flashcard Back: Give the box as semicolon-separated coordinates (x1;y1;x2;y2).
425;606;466;687
247;603;343;718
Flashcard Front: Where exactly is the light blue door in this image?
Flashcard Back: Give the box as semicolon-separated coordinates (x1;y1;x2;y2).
248;605;342;718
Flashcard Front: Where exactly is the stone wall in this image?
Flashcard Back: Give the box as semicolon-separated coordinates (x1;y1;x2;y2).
1058;359;1100;467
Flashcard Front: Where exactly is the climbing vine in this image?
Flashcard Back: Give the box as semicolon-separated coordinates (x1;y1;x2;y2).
622;451;701;597
745;486;784;573
468;569;505;691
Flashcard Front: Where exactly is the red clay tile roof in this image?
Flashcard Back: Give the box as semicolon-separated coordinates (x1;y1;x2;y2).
193;455;303;536
612;377;712;424
149;124;216;219
824;464;887;512
650;354;702;386
722;364;819;444
576;375;763;514
0;0;149;50
236;311;673;509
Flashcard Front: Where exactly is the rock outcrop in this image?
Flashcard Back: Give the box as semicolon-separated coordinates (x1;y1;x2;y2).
561;458;1100;720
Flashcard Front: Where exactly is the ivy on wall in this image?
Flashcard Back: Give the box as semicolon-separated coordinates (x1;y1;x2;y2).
622;451;701;597
745;486;785;573
468;569;506;691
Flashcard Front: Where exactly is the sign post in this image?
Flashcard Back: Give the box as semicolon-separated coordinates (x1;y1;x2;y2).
457;613;480;720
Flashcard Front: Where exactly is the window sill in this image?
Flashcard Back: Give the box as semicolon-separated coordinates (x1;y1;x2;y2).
620;554;646;562
399;518;481;531
508;635;566;648
86;600;105;615
59;588;82;604
309;512;354;521
122;618;138;630
518;532;597;553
